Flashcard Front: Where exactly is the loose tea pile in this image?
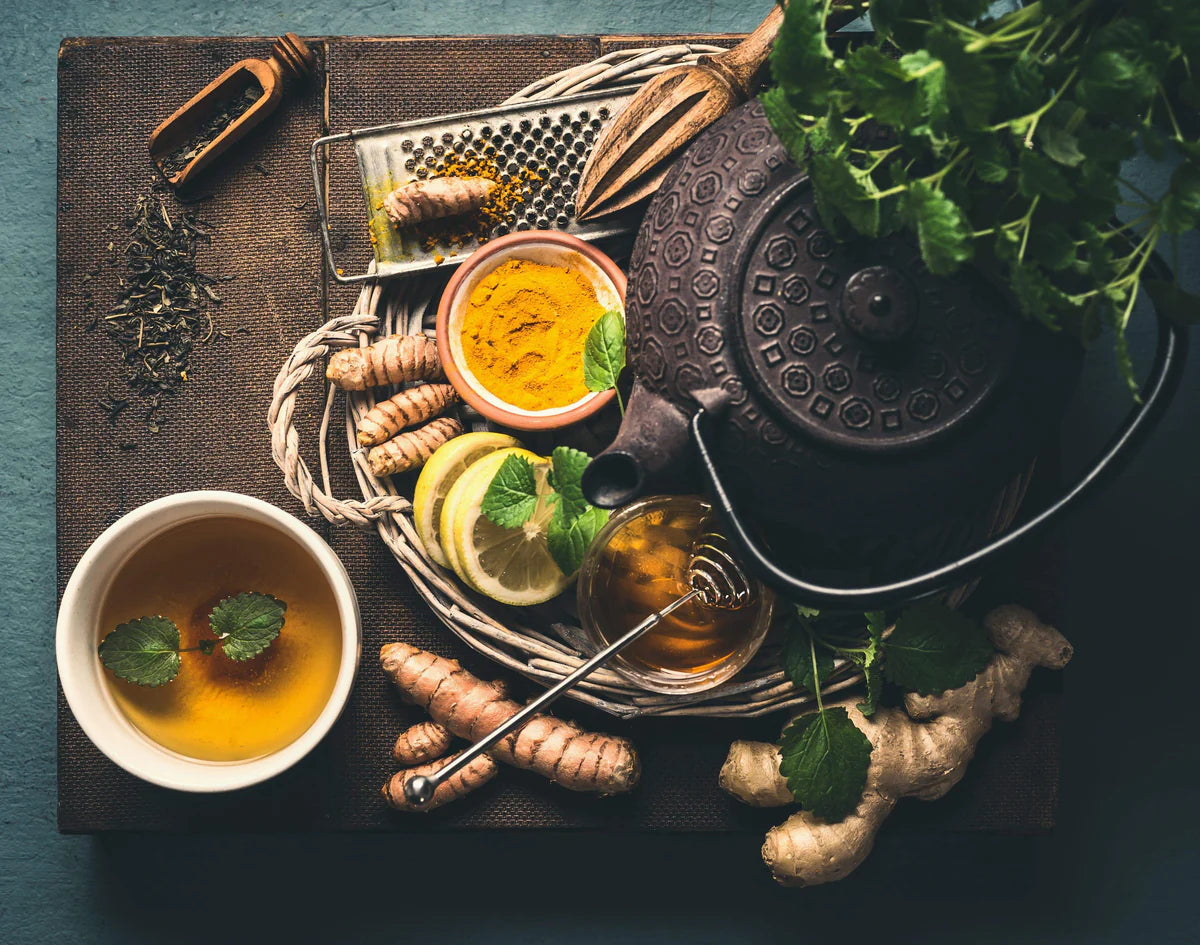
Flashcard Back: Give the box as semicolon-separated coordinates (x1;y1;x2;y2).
99;187;233;432
160;84;263;178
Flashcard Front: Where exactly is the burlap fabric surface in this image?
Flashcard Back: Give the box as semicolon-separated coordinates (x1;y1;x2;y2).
57;35;1062;832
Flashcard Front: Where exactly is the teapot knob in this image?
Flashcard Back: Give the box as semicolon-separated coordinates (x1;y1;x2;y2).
841;266;918;345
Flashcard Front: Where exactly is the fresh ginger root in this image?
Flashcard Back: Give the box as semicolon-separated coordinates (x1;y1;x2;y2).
357;383;459;447
368;417;463;476
380;642;640;803
327;334;443;391
383;176;498;228
383;750;500;812
720;605;1072;886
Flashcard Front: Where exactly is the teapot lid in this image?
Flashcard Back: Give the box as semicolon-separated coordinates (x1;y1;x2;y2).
736;207;1021;453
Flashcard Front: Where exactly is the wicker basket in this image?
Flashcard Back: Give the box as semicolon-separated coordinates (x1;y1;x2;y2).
269;47;1032;719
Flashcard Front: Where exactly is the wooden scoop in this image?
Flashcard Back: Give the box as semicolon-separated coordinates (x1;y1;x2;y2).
575;3;860;220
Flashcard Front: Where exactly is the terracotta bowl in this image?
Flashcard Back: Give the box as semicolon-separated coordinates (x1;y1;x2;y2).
436;231;627;431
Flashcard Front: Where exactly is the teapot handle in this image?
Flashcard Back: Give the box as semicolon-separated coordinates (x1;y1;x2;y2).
691;263;1189;610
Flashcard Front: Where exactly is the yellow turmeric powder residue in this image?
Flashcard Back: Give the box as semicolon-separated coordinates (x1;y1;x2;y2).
461;258;604;411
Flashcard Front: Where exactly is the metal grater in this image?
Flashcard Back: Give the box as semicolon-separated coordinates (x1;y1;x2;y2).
311;88;641;283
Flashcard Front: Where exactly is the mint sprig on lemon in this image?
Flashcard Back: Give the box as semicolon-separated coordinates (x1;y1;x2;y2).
483;446;609;577
413;438;609;606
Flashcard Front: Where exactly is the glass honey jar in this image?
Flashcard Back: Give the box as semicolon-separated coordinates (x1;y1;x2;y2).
577;495;774;694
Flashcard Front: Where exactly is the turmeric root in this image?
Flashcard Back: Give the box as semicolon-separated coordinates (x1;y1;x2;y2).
391;679;510;765
380;642;640;795
393;720;456;766
382;751;500;813
367;417;463;476
327;334;443;391
383;176;498;229
720;605;1072;886
357;383;458;447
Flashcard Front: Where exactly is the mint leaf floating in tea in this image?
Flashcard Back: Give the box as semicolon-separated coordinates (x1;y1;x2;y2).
97;616;183;687
882;601;992;696
210;592;287;662
779;707;872;823
481;454;540;529
582;309;627;414
98;591;287;686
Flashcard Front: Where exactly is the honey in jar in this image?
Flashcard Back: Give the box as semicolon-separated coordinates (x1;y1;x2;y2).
578;496;773;692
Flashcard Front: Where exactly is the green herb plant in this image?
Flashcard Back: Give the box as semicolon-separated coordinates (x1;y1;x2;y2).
481;446;610;576
778;601;993;821
763;0;1200;392
98;591;287;687
582;309;627;414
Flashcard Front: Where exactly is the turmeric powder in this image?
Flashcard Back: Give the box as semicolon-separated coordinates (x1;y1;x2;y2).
460;259;604;411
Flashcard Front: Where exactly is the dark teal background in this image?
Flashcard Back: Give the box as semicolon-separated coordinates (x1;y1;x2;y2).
3;2;1198;941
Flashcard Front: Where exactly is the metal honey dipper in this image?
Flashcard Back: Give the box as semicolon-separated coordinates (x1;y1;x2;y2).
148;33;316;188
403;528;754;805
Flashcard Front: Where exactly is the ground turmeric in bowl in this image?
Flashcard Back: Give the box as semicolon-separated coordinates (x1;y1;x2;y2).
459;258;604;411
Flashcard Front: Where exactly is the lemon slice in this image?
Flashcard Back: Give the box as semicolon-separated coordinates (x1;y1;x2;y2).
439;447;541;582
413;431;521;567
442;448;573;606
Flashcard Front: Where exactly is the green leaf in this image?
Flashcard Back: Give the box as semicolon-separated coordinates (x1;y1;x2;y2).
770;0;835;113
855;610;888;716
1039;125;1085;167
882;601;993;695
782;620;834;698
795;603;821;620
779;707;873;822
481;453;539;529
810;151;881;238
549;446;591;521
926;25;997;130
1144;279;1200;326
1158;163;1200;234
842;47;946;135
761;86;808;161
98;615;181;687
1018;150;1075;203
903;181;973;275
582;309;626;394
210;592;287;662
1027;222;1077;271
546;504;608;577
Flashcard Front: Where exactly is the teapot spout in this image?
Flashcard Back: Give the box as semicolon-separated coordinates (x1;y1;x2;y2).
582;382;692;509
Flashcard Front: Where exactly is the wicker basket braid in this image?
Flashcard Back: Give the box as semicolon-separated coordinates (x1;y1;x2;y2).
268;46;1032;719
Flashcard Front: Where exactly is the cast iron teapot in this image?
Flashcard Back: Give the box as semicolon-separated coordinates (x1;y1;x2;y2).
581;101;1187;608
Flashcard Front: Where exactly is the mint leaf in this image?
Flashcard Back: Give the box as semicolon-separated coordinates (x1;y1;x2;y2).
781;620;834;698
795;603;821;620
98;616;181;687
770;0;834;113
582;309;626;395
210;592;287;662
1158;163;1200;235
904;182;972;275
547;504;608;577
856;611;888;716
1039;124;1085;167
481;453;539;529
761;86;808;160
1018;150;1075;203
810;151;881;238
882;601;993;695
779;707;873;822
549;446;591;522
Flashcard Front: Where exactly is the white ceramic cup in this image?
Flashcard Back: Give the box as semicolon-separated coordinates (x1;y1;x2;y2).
56;491;361;792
